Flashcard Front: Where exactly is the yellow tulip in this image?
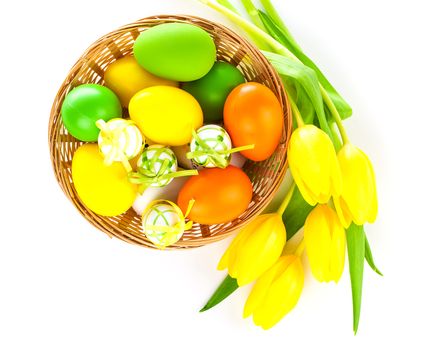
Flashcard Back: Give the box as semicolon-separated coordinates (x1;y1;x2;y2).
333;143;378;228
304;204;346;282
243;254;304;330
218;214;286;287
288;125;342;206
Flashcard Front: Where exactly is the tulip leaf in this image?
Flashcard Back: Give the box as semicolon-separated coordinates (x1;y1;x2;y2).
282;185;315;240
259;0;302;52
258;9;352;120
297;85;316;125
200;275;238;312
346;223;366;334
263;50;335;144
281;78;315;127
365;235;383;277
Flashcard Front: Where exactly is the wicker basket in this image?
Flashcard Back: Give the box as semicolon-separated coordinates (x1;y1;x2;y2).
49;15;291;249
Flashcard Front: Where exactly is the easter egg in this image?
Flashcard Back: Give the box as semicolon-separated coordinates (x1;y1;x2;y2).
142;201;185;248
224;82;284;161
97;118;143;166
136;146;178;187
182;61;245;122
172;144;246;170
177;166;253;225
129;86;203;146
61;84;122;142
133;23;216;81
189;125;232;168
72;144;137;216
104;56;178;107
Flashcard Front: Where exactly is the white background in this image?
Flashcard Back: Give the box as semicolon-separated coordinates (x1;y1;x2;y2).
1;0;432;349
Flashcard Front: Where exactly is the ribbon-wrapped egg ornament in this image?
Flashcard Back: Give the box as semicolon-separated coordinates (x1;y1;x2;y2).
128;145;198;192
96;118;143;172
187;125;254;168
141;199;195;248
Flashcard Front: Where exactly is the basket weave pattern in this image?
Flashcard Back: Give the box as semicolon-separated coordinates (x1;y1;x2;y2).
49;15;291;249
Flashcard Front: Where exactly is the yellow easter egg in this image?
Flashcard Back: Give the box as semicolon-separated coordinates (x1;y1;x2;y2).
104;56;178;107
129;86;203;146
72;144;137;216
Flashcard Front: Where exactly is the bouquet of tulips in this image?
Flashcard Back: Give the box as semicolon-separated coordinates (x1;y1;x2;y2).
199;0;381;333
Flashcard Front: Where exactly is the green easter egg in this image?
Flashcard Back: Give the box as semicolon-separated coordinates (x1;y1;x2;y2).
133;23;216;82
182;61;245;122
61;84;122;142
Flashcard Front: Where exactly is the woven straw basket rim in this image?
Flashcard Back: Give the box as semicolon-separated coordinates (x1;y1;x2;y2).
48;15;292;249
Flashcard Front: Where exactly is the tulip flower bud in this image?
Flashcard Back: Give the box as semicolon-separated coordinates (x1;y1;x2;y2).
243;254;304;329
333;143;378;228
288;125;342;206
304;204;346;282
218;214;286;286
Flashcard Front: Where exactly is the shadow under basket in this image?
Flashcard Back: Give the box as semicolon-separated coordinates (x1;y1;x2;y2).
48;15;292;249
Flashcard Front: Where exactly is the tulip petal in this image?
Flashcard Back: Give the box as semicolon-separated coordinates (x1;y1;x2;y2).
333;196;353;229
304;205;332;282
361;150;378;224
329;209;346;282
220;215;269;275
290;165;318;206
235;215;286;286
305;205;346;282
288;125;340;206
218;232;241;271
289;127;328;196
330;149;343;197
337;144;378;227
217;246;232;271
243;257;289;318
253;256;304;329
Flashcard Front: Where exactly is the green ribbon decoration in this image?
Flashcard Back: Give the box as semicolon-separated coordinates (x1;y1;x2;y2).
142;199;195;249
128;148;198;193
187;129;255;168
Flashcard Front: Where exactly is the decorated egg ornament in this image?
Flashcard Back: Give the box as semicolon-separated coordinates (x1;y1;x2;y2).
187;125;254;168
141;199;195;248
96;118;143;172
128;146;198;191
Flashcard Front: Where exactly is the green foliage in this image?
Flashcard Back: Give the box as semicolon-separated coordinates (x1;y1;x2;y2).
346;223;366;334
216;0;240;14
258;10;352;120
282;186;314;240
365;234;383;276
264;51;335;144
200;275;238;312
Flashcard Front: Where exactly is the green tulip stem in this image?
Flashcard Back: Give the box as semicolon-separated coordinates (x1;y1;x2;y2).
277;181;296;216
320;85;349;144
259;0;302;51
216;0;240;14
198;0;297;59
329;121;343;151
241;0;267;31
